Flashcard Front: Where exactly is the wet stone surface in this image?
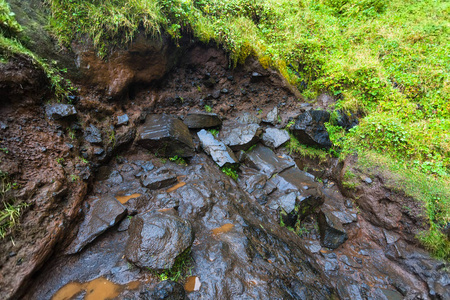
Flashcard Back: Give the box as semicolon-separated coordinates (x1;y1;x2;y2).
318;208;348;249
125;210;193;270
290;110;332;149
197;129;238;167
137;114;195;157
183;113;222;129
45;103;77;120
261;127;290;149
220;123;262;151
140;169;177;190
66;195;127;254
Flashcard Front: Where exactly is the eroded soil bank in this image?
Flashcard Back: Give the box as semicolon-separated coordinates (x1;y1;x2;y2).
1;40;449;300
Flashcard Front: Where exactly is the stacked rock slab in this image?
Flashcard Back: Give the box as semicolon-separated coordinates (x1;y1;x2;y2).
137;114;195;157
290;110;332;149
183;113;222;129
197;129;238;167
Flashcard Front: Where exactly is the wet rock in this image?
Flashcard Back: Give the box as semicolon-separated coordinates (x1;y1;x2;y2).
221;123;262;151
107;170;123;185
125;211;193;270
67;195;127;254
383;229;400;244
141;281;186;300
197;129;238;167
235;112;261;125
330;210;357;225
263;106;278;125
336;110;358;130
118;217;131;232
304;240;322;253
45;103;77;120
362;176;373;184
244;145;295;176
117;114;129;126
212;90;221;99
339;255;362;269
183;113;222;129
137;114;195;158
290;110;332;149
318;208;348;249
84;124;102;144
141;169;177;190
0;121;8;130
268;192;297;213
261;128;290;149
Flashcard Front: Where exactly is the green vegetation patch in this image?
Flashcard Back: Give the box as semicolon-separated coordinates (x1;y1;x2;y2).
0;171;27;239
149;247;193;282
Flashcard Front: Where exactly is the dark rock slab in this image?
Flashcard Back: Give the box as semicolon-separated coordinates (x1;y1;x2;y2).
45;103;77;120
141;169;177;190
125;211;193;270
197;129;238;167
66;195;127;254
261;128;290;149
244;145;295;176
141;280;186;300
183;113;222;129
84;124;102;144
318;208;348;249
236;112;261;125
268;192;297;213
221;123;262;151
263;106;278;125
117;114;129;126
137;114;195;158
290;110;332;149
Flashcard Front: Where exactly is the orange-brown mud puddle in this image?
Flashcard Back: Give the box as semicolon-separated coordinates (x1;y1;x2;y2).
114;193;141;204
52;277;140;300
211;223;234;235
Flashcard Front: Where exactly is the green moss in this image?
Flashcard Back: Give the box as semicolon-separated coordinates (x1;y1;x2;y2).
286;133;330;162
149;247;193;282
221;166;239;181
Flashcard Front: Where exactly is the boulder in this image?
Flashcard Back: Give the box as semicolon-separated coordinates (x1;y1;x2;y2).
45;103;77;120
66;195;127;254
197;129;238;167
261;128;290;149
141;169;177;190
318;208;348;249
125;211;193;270
137;114;195;158
244;145;295;177
290;110;332;149
221;123;262;151
183;113;222;129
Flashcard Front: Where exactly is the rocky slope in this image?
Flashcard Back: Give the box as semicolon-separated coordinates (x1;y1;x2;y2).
0;19;449;300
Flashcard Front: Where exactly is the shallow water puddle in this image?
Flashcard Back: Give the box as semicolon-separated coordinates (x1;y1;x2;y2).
184;276;201;292
52;277;139;300
212;223;234;235
166;182;186;193
114;193;141;204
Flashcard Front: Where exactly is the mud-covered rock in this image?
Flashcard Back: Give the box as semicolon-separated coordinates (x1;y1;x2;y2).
125;211;193;270
141;169;177;190
290;110;332;149
141;281;186;300
197;129;238;167
261;128;290;149
66;195;127;254
137;114;195;158
221;123;262;151
84;124;102;144
183;113;222;129
318;208;348;249
45;103;77;120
